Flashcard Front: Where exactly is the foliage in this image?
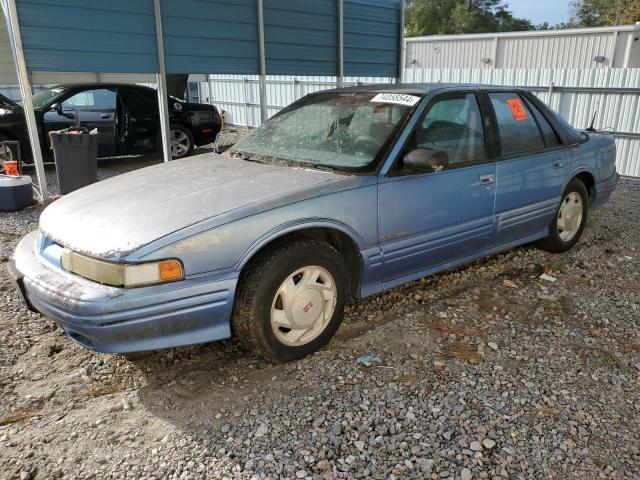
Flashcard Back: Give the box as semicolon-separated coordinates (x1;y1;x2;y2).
405;0;535;37
570;0;640;26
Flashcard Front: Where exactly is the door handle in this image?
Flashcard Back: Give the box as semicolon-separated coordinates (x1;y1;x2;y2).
100;113;112;119
479;173;495;185
552;159;563;168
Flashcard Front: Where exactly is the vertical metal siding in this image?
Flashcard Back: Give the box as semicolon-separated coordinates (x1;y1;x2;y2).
407;38;495;69
404;67;640;178
263;0;337;75
406;26;640;70
8;0;401;77
15;0;158;73
498;33;614;69
206;74;393;127
343;0;400;77
161;0;259;74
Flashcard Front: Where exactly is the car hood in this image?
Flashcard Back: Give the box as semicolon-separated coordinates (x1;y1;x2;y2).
39;154;351;259
0;93;22;114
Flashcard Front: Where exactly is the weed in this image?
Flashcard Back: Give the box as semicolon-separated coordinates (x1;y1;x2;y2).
0;410;39;426
443;344;483;364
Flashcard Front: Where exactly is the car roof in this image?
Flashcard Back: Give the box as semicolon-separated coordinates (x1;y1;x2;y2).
49;83;154;92
323;83;527;96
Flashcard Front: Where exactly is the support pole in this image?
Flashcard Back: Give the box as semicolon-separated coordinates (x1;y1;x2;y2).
153;0;172;163
398;0;405;83
337;0;344;87
208;74;215;105
5;0;49;201
257;0;267;124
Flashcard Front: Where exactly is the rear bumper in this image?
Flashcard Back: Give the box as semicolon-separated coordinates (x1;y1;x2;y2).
10;231;236;353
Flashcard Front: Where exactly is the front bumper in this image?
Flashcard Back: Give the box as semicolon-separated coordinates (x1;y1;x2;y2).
10;231;236;353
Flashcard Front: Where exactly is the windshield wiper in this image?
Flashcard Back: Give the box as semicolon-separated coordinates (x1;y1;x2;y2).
310;164;336;172
229;151;265;165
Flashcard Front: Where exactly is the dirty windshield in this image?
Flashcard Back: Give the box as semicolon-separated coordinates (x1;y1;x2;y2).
231;91;420;172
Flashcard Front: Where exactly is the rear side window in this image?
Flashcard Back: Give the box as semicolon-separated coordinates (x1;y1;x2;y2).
526;99;561;148
489;92;545;156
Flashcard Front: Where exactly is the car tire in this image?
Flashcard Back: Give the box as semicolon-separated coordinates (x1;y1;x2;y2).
156;124;194;159
536;178;589;253
231;239;350;362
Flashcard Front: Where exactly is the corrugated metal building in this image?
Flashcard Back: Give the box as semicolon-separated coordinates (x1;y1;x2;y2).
404;25;640;69
401;25;640;178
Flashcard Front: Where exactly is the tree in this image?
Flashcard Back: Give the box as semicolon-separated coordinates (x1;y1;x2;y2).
405;0;535;37
570;0;640;26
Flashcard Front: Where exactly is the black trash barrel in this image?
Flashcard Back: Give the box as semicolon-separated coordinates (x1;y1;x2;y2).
49;127;98;194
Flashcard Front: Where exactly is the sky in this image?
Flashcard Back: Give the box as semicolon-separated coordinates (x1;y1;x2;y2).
508;0;572;25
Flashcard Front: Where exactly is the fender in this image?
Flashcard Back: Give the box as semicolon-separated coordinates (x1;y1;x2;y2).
235;218;368;272
563;165;596;193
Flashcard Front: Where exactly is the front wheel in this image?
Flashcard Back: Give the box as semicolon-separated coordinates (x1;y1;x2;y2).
231;239;350;362
536;178;588;253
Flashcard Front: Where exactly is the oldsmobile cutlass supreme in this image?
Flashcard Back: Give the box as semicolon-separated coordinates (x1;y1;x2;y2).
9;84;619;362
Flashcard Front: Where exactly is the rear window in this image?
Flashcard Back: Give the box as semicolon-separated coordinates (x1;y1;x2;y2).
489;92;545;156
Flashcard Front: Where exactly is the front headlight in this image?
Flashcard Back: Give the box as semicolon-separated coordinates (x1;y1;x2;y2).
61;249;184;287
124;259;184;287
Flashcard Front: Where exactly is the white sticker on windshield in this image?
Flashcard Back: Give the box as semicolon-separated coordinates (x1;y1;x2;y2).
370;93;420;107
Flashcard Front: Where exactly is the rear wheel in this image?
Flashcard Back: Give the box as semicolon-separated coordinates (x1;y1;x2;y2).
156;124;194;159
536;178;588;253
232;239;350;362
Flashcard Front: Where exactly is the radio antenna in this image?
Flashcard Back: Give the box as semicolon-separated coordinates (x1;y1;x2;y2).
586;110;597;132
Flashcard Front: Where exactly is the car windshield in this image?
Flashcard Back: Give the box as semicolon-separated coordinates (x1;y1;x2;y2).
22;87;67;109
231;91;420;172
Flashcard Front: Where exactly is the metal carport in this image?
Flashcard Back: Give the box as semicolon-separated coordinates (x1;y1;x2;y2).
1;0;403;201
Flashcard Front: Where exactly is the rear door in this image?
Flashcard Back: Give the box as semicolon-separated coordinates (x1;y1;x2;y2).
378;92;497;284
43;88;117;156
487;91;568;246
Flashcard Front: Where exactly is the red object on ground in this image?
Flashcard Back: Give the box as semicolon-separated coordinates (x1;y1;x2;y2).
4;160;19;176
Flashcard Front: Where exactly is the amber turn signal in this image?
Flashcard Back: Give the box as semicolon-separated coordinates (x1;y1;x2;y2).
159;259;183;282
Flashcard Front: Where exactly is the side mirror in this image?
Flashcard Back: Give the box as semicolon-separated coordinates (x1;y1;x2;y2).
403;148;449;172
51;102;74;118
51;102;63;115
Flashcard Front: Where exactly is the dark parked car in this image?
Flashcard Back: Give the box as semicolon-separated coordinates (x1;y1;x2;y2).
0;83;223;166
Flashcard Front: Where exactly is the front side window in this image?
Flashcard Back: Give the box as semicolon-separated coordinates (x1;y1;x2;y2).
230;92;418;172
416;93;486;166
489;92;545;156
62;89;116;111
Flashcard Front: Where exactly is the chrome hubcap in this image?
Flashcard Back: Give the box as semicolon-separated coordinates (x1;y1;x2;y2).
557;191;583;241
170;130;190;157
271;266;337;346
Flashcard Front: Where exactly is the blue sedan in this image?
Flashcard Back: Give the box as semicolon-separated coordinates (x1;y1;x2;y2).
9;84;619;361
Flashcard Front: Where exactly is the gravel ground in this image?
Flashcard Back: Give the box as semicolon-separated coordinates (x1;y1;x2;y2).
1;153;639;479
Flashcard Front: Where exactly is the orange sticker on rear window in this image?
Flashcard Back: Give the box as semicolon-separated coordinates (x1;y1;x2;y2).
506;98;528;121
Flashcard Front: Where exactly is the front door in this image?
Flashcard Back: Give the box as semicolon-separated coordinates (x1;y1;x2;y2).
378;92;496;284
43;88;117;157
487;92;568;246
